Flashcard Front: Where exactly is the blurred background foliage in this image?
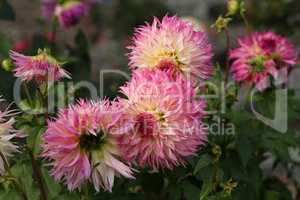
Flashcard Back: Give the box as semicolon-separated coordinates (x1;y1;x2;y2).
0;0;300;200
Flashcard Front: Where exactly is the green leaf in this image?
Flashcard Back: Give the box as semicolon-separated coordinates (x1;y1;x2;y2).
232;184;256;200
26;126;45;156
262;178;293;200
246;163;262;196
52;193;80;200
198;166;215;200
236;134;253;167
264;190;280;200
199;179;214;200
0;189;20;200
10;164;40;200
194;154;213;175
42;167;62;199
19;99;44;114
0;0;15;21
181;181;200;200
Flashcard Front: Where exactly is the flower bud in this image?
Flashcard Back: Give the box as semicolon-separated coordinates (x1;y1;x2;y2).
212;144;222;162
213;16;231;32
1;59;14;72
227;0;239;16
222;179;238;196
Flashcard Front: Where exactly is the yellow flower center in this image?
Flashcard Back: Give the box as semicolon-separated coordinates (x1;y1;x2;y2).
32;49;60;68
156;51;185;71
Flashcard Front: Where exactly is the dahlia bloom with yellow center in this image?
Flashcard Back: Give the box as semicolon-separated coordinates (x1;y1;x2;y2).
128;15;213;83
42;100;134;191
117;69;207;170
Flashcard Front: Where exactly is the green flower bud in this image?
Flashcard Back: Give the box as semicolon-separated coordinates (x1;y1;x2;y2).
227;0;240;16
222;179;238;196
212;16;232;33
1;59;14;72
212;144;222;162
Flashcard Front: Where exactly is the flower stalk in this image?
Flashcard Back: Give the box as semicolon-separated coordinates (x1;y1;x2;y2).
27;148;48;200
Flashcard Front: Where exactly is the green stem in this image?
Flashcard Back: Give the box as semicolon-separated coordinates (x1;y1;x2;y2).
23;83;32;104
81;185;90;200
241;12;251;34
36;86;49;120
0;152;28;200
27;148;48;200
224;28;231;95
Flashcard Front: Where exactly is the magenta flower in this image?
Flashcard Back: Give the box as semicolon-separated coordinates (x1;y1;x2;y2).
128;15;213;83
117;69;207;170
230;32;297;91
0;99;19;175
10;49;70;83
42;0;94;28
42;100;134;191
259;32;297;67
55;1;89;28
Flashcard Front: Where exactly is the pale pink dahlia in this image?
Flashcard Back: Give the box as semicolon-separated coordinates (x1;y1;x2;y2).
118;69;207;170
42;100;134;191
230;32;297;91
10;49;70;83
0;99;19;175
128;15;213;83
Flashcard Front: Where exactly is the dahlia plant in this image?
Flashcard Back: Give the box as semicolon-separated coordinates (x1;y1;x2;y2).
0;0;299;200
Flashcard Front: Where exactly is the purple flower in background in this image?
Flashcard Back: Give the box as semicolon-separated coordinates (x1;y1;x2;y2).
42;0;101;28
55;1;89;28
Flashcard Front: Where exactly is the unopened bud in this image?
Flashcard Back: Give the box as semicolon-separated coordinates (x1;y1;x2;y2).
1;59;14;72
222;179;238;196
212;16;231;33
227;0;239;16
212;144;222;162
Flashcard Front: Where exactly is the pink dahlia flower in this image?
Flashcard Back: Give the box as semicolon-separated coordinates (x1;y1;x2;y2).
117;69;207;170
10;49;70;83
42;100;134;191
0;99;19;175
128;15;213;83
230;31;297;91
